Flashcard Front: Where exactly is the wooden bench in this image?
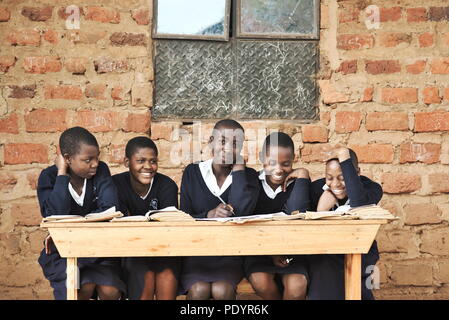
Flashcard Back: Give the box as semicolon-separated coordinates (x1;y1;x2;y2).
41;219;387;300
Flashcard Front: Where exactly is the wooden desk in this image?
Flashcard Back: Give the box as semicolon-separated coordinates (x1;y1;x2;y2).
41;219;387;300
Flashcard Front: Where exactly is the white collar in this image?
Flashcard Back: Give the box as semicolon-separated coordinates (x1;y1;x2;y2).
140;178;153;200
68;179;87;206
259;170;292;200
199;159;232;197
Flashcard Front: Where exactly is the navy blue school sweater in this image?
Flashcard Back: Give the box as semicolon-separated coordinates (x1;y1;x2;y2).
37;161;119;217
180;163;260;218
112;172;178;216
253;177;311;215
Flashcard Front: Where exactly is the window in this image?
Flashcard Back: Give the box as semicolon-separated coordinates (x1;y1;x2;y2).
153;0;319;120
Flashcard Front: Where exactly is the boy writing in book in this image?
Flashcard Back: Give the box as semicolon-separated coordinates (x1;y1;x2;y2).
112;136;180;300
37;126;125;300
244;132;311;300
180;119;259;300
307;147;382;300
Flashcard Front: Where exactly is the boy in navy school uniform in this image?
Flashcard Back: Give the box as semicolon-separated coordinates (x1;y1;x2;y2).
243;132;311;300
307;147;382;300
179;119;260;300
37;126;125;300
112;136;180;300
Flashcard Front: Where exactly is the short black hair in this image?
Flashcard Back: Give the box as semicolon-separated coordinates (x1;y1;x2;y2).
59;126;99;156
213;119;244;132
326;148;359;169
261;132;295;160
125;136;158;158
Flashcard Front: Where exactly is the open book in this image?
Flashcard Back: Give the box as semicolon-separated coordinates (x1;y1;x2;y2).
196;212;304;224
111;206;194;222
292;205;396;220
42;207;123;223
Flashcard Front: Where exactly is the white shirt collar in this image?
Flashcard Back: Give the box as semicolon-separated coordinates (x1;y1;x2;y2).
140;178;153;200
68;179;87;206
259;170;292;200
199;159;232;197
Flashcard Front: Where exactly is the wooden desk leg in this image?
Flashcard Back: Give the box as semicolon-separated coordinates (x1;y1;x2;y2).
66;257;79;300
345;254;361;300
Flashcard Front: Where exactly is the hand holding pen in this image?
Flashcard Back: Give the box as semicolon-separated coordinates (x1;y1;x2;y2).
207;195;235;218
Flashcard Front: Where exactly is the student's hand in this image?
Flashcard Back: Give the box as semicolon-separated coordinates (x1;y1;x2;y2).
325;147;350;163
44;235;54;254
317;190;338;211
207;203;234;218
272;255;290;268
282;168;310;192
55;154;69;176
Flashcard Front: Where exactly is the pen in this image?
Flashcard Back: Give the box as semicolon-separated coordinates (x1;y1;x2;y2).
285;258;294;264
216;195;235;216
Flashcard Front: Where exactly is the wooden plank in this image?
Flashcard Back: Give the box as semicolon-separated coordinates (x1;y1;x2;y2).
48;223;381;258
345;254;362;300
66;257;78;300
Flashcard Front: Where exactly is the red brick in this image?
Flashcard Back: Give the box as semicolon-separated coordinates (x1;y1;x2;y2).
400;142;441;164
24;109;67;132
381;173;422;194
4;143;48;164
65;57;88;74
111;86;123;100
380;7;402;22
423;87;441;104
300;144;334;163
361;87;374;102
6;29;41;46
10;202;41;226
44;85;82;100
414;111;449;132
302;125;328;143
429;7;449;22
85;6;120;23
381;88;418;104
350;144;394;164
132;7;150;25
429;173;449;193
337;60;357;74
335;111;362;133
378;32;412;48
431;58;449;74
365;60;401;75
421;228;449;256
26;171;39;190
66;30;107;44
444;87;449;102
339;5;359;23
337;34;374;50
151;122;174;141
404;203;442;225
406;60;426;74
21;6;53;21
109;144;125;164
8;84;36;99
318;80;349;105
76;110;118;132
43;29;60;44
0;55;16;72
407;8;427;22
0;172;18;191
23;56;62;74
125;112;150;133
419;33;434;48
85;84;107;100
110;32;147;46
131;83;153;107
94;57;128;73
366;112;408;131
0;7;11;21
58;6;84;20
0;114;19;134
390;264;433;286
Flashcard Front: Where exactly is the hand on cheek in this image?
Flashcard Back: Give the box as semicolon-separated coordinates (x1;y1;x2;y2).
317;190;338;211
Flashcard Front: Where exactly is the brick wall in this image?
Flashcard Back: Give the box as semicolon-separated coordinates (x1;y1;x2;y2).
0;0;448;299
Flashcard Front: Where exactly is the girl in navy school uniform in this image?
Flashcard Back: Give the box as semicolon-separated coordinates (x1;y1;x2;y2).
179;119;260;300
112;136;180;300
37;126;125;300
243;132;311;300
307;147;383;300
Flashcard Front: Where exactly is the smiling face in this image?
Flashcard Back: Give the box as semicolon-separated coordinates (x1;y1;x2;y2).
125;147;158;186
210;126;244;165
262;146;294;189
325;159;347;199
66;143;100;179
